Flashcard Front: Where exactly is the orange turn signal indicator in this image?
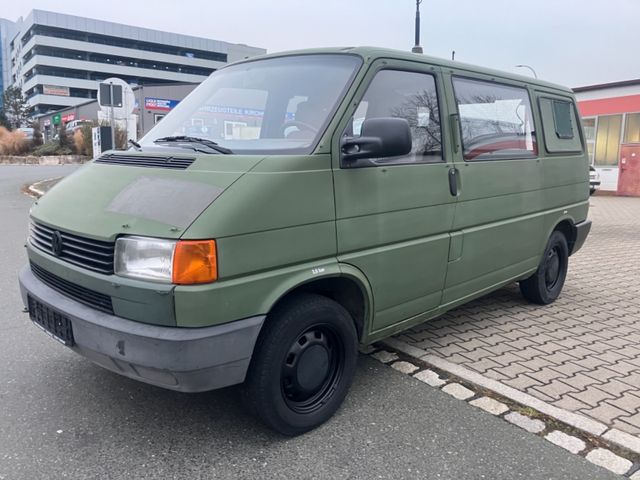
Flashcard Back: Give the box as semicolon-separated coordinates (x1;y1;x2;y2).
172;239;217;285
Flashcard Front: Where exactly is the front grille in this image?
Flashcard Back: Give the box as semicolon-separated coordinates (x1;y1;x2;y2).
29;221;115;274
31;262;114;314
95;153;196;170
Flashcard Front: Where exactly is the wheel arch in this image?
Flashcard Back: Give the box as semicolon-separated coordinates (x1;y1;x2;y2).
550;217;578;255
262;264;374;343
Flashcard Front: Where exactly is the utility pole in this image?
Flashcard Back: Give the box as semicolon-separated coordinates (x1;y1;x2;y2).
451;50;455;61
411;0;423;54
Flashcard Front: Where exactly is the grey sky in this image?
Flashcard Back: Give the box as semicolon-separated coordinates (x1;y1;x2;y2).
2;0;636;88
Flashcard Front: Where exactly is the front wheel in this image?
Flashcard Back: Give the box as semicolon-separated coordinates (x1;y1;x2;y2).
242;293;358;436
520;231;569;305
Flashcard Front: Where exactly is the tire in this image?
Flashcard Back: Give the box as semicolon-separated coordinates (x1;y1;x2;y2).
519;231;569;305
242;293;358;436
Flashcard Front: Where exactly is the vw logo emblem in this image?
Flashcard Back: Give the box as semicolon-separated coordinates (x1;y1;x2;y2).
51;231;63;257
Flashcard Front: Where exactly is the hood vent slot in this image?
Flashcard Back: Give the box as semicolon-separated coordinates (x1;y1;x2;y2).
96;154;196;170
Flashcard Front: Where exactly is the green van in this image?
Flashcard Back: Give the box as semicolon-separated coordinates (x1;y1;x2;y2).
19;47;591;435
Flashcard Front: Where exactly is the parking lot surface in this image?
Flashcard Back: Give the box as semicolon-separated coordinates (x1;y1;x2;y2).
395;195;640;438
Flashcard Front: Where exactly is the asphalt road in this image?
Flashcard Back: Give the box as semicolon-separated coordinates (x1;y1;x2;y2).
0;165;619;480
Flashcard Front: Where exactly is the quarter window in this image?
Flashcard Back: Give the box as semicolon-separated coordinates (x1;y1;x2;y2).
453;77;536;161
539;97;583;153
346;69;442;164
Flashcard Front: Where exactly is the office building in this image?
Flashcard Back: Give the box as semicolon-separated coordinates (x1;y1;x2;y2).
0;9;265;116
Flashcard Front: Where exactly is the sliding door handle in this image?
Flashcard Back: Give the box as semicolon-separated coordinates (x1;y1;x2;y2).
448;167;460;197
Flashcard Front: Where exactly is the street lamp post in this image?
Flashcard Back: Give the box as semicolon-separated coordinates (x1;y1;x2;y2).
515;64;538;79
411;0;423;54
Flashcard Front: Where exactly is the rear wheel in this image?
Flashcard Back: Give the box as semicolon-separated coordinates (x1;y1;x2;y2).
520;231;569;305
242;293;358;436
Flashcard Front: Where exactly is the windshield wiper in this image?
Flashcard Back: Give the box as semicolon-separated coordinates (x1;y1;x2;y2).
153;136;233;154
128;139;142;151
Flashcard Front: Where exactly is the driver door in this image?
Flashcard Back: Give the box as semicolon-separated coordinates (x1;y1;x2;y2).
332;60;457;335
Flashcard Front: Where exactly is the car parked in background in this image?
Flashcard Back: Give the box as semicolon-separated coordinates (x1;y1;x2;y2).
65;119;93;134
17;127;35;140
590;166;601;195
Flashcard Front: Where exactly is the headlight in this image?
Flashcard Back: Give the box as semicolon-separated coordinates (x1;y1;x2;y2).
115;236;176;282
114;236;217;284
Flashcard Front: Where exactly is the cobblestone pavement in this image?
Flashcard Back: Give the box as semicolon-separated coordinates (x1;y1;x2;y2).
394;196;640;438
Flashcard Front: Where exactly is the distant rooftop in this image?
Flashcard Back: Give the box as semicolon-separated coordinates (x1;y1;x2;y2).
14;9;265;55
573;78;640;93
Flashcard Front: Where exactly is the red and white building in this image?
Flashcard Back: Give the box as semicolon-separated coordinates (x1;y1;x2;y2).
574;79;640;196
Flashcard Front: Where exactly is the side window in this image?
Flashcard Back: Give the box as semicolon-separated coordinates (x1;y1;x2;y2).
347;69;442;164
539;97;583;153
453;77;536;161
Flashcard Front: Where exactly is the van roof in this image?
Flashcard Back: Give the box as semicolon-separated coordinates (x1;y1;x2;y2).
236;46;572;94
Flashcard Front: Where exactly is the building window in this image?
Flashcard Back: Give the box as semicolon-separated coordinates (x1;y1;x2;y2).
539;97;582;153
452;77;536;161
582;117;596;163
624;112;640;144
594;114;622;166
154;114;166;124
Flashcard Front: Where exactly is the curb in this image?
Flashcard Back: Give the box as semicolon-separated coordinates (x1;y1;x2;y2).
374;338;640;478
23;177;61;199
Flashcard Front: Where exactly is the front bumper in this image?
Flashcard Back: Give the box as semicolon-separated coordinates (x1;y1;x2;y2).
19;266;264;392
571;219;592;256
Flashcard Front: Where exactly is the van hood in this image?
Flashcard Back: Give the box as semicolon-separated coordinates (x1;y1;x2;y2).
30;153;264;241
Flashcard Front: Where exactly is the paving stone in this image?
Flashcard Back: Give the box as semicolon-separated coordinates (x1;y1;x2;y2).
585;403;631;424
390;361;419;374
612;418;640;437
527;367;567;384
544;430;586;454
585;448;632;475
370;350;398;364
568;386;616;407
466;357;502;373
441;383;475;400
469;396;509;415
504;412;545;433
413;369;446;387
533;379;580;399
592;379;633;397
602;428;640;455
503;374;542;390
553;396;591;412
557;373;602;391
629;470;640;480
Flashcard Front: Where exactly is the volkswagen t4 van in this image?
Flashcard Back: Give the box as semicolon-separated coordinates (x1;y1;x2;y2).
19;47;591;435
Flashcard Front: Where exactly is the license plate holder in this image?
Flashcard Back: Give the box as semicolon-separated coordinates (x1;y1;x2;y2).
27;295;75;346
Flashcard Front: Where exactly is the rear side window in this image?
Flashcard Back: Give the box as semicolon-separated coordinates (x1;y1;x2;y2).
539;97;583;153
346;69;443;164
453;77;536;161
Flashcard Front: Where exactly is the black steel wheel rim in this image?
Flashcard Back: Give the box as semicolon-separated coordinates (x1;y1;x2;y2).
280;324;345;414
544;246;561;290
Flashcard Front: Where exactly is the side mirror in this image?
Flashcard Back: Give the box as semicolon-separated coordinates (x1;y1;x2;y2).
341;117;412;163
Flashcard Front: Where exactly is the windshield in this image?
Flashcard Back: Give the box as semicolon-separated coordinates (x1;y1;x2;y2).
140;54;362;155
